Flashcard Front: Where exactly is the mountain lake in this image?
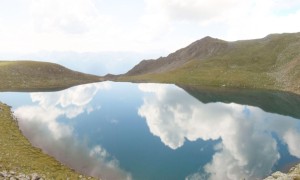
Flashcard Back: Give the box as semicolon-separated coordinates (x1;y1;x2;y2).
1;81;300;180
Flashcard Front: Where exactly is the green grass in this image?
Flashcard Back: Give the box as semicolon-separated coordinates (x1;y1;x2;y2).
0;61;102;91
118;33;300;95
0;61;103;179
118;60;277;89
0;103;96;179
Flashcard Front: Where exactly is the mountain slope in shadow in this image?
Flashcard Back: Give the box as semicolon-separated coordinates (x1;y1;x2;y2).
180;85;300;120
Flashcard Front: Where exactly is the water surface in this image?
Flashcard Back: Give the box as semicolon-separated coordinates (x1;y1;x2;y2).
1;82;300;180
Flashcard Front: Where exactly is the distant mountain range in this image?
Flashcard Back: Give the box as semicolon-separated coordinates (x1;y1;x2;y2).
115;32;300;95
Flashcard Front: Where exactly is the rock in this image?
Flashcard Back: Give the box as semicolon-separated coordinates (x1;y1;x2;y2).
272;171;291;179
31;173;41;180
17;173;30;180
17;173;26;178
0;171;8;178
264;164;300;180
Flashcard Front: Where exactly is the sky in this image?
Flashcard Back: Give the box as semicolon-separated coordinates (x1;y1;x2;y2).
137;83;300;180
1;0;300;73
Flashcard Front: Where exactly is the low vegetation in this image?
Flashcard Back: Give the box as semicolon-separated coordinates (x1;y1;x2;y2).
117;32;300;95
0;61;102;91
0;103;95;179
0;61;102;178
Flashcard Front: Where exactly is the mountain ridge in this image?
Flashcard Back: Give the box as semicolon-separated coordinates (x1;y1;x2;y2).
116;32;300;95
126;36;228;75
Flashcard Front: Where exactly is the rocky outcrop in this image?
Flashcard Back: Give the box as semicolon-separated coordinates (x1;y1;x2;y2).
264;164;300;180
0;169;93;180
0;170;43;180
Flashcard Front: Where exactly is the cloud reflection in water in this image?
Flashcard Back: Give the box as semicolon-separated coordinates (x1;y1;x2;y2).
138;83;300;180
14;82;132;180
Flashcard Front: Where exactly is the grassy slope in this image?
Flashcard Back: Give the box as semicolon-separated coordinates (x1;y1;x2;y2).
0;61;101;178
118;33;300;95
0;61;102;91
0;103;95;179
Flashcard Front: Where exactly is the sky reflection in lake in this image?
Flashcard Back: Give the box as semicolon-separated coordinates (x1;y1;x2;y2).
1;82;300;180
14;82;132;180
138;84;300;180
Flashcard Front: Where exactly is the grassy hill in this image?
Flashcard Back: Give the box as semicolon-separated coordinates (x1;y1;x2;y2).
0;61;102;91
117;32;300;95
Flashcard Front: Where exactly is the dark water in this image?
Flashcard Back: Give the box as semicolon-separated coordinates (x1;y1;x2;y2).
1;82;300;180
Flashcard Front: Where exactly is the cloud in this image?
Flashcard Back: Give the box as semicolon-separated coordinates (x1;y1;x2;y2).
14;82;131;179
223;0;300;40
145;0;242;23
0;0;122;53
282;130;300;158
15;105;69;140
31;82;110;109
143;0;300;41
30;0;105;34
1;0;300;56
138;83;300;180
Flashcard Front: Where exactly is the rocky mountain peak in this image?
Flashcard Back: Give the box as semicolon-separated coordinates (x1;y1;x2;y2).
126;36;228;76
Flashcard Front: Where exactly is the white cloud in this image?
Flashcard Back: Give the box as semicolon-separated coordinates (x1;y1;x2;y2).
223;0;300;40
15;105;70;139
138;83;300;180
143;0;300;41
282;130;300;157
31;82;110;109
30;0;99;34
145;0;242;23
0;0;300;54
14;82;131;179
16;83;109;138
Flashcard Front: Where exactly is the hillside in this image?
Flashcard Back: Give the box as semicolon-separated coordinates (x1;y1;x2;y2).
0;61;102;91
118;32;300;94
180;85;300;119
0;103;95;179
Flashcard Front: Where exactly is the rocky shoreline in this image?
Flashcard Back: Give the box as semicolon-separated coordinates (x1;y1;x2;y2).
264;164;300;180
0;170;43;180
0;169;93;180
